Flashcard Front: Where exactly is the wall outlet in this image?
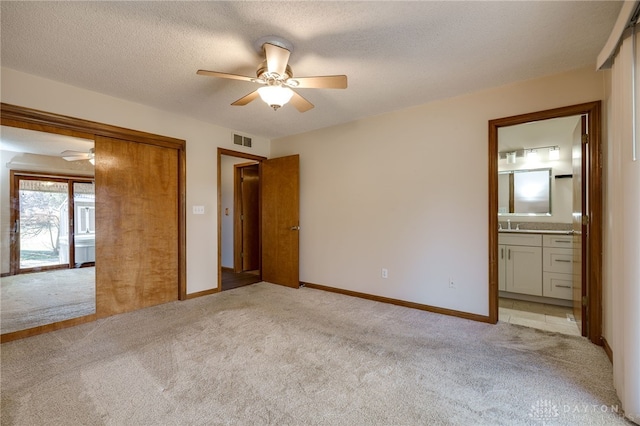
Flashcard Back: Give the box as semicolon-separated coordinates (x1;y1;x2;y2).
381;268;389;279
448;277;455;288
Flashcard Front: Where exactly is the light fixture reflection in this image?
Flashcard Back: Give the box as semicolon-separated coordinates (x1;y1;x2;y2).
258;86;294;111
549;146;560;160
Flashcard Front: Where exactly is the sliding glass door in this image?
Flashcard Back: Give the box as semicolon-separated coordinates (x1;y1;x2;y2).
12;174;95;274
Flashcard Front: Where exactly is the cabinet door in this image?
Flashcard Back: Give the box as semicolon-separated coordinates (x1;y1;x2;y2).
498;244;506;291
506;245;542;296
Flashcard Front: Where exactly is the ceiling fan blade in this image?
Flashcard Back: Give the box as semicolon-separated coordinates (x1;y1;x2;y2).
197;70;255;83
264;43;290;77
60;150;86;157
62;154;91;161
290;91;314;112
231;90;260;106
290;75;348;89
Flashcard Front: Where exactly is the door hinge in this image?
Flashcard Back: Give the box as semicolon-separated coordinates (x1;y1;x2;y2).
241;252;244;258
240;214;244;221
582;296;588;307
582;215;589;226
582;134;589;145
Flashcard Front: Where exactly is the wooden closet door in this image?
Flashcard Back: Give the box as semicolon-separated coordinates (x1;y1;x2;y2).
95;136;178;317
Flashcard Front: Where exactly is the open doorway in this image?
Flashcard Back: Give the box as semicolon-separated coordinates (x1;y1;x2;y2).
219;150;265;291
488;101;602;345
217;147;301;292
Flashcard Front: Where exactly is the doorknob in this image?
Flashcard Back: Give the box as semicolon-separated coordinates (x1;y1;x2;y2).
290;226;300;231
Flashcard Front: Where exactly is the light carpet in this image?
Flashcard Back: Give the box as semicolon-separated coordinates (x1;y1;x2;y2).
0;282;628;425
1;267;95;334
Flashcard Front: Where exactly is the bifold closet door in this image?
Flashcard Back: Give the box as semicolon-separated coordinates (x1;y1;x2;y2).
95;136;179;317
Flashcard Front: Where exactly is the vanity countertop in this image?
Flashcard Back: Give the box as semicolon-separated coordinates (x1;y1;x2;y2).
499;229;573;235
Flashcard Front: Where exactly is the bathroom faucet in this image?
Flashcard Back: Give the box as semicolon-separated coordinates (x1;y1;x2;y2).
507;219;511;230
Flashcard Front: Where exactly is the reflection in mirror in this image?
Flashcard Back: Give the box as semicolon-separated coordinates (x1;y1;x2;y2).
498;169;551;215
497;115;580;221
0;126;95;334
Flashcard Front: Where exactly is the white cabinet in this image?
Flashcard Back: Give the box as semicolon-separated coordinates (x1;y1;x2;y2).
498;234;542;296
499;232;574;300
542;235;574;300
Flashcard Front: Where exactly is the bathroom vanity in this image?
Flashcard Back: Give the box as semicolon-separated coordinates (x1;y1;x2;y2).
498;230;574;305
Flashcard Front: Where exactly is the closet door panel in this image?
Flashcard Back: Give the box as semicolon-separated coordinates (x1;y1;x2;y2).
95;136;178;317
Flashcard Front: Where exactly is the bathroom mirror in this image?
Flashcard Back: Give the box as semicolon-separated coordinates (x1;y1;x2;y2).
498;168;551;215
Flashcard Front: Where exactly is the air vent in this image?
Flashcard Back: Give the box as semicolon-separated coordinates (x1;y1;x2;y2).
233;133;252;148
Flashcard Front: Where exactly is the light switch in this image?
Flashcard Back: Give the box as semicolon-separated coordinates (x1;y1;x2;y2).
193;205;205;215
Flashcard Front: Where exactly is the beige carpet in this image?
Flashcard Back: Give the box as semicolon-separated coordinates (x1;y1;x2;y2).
1;267;95;334
0;282;628;425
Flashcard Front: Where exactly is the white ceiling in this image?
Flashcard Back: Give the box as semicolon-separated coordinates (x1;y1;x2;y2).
0;1;622;140
499;115;582;152
0;126;94;156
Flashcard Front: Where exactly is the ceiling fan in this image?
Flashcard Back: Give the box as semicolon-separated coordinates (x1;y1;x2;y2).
61;148;95;165
197;36;347;112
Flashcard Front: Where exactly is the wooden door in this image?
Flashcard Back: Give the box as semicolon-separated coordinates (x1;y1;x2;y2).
95;136;179;317
236;164;260;271
572;116;588;335
261;155;300;288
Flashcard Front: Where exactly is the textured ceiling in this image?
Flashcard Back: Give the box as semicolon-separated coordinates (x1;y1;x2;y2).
1;126;94;156
0;1;622;139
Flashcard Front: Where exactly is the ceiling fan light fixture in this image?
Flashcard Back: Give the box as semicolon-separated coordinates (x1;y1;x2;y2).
258;85;294;110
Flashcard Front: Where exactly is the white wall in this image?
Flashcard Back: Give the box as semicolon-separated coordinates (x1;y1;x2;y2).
0;67;269;294
602;26;640;420
271;67;605;317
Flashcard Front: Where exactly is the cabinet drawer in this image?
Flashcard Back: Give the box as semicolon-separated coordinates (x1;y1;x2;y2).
543;247;573;273
543;272;573;300
543;235;573;248
499;233;542;247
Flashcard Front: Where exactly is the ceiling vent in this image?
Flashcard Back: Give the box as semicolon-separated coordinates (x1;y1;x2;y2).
233;133;252;148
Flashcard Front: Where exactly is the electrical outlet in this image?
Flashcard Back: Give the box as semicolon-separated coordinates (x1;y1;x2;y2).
381;268;388;279
448;278;455;288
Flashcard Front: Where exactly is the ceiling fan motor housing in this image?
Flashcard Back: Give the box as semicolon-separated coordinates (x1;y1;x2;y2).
257;61;293;83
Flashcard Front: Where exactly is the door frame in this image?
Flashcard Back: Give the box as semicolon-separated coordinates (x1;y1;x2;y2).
488;101;602;345
233;162;260;273
217;148;266;290
9;172;95;275
1;103;186;342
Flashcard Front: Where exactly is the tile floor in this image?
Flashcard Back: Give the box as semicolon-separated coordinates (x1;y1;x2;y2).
499;298;581;336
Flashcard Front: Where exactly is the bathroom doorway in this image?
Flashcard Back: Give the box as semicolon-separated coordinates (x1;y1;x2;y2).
488;101;602;345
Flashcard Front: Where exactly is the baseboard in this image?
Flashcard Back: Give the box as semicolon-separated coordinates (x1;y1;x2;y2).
1;314;97;343
185;288;219;299
302;282;491;324
601;336;613;363
0;272;9;278
221;267;234;273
